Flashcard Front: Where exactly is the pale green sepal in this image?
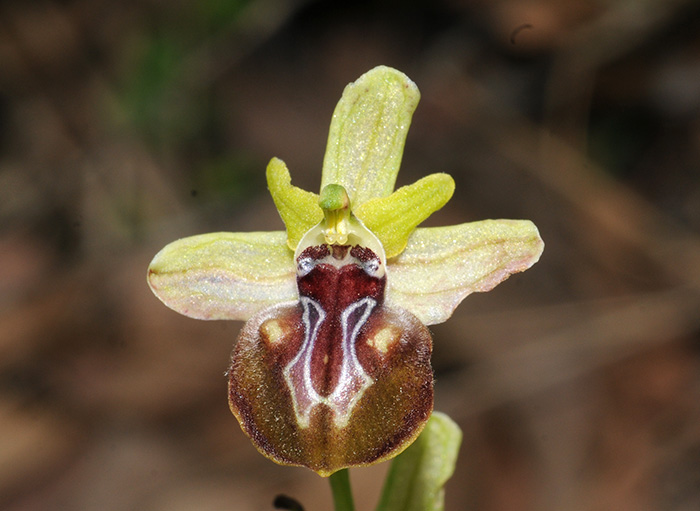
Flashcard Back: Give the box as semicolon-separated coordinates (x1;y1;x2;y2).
266;157;323;250
355;173;455;259
147;231;297;321
386;220;544;326
375;412;462;511
321;66;420;206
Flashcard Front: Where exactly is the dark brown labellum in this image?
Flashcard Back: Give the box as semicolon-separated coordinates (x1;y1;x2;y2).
228;243;433;476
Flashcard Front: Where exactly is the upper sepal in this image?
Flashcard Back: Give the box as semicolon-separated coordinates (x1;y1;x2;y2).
321;66;420;207
147;231;297;321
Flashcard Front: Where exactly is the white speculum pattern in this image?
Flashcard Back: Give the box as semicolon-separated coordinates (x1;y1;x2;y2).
283;294;375;429
283;244;379;429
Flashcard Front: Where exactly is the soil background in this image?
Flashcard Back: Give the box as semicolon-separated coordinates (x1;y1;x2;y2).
3;1;700;510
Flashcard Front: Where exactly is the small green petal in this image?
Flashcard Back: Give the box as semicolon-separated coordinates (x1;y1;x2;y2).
355;173;455;259
321;66;420;206
266;157;323;250
147;231;297;321
376;411;462;511
386;220;544;325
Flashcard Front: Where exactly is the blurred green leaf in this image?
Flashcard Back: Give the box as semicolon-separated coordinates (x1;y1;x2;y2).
195;154;264;202
376;412;462;511
115;1;253;149
194;0;251;33
118;32;192;145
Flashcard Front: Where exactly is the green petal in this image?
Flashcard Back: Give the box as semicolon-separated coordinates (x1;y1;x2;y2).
355;173;455;258
147;231;296;321
266;157;323;250
375;411;462;511
321;66;420;206
386;220;544;325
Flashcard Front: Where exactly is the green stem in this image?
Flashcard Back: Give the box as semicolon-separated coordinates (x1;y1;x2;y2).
329;469;355;511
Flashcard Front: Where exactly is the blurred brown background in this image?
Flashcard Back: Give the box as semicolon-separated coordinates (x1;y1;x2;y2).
3;0;700;510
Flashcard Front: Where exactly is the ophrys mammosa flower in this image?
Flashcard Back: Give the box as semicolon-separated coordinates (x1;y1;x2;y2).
147;66;544;476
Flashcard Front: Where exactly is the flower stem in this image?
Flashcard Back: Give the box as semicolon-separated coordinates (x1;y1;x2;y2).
329;469;355;511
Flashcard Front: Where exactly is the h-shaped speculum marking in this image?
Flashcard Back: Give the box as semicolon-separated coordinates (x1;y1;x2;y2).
283;296;375;429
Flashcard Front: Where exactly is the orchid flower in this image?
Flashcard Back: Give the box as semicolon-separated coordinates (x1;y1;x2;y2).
147;66;544;477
